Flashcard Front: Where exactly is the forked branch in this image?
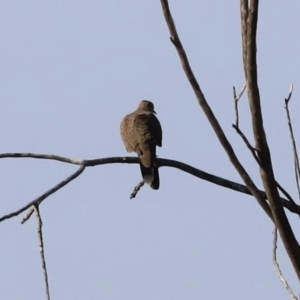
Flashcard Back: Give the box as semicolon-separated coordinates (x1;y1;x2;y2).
160;0;273;220
240;0;300;280
0;153;299;223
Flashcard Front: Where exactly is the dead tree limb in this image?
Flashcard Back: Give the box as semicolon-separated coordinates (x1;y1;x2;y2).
1;153;300;223
159;0;273;220
240;0;300;280
232;125;298;212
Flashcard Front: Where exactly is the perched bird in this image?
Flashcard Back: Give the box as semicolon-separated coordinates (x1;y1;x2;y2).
120;100;162;189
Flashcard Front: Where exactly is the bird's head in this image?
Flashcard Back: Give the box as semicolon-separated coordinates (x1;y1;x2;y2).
138;100;156;114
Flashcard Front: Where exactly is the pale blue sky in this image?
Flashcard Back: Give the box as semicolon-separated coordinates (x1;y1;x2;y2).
1;1;300;299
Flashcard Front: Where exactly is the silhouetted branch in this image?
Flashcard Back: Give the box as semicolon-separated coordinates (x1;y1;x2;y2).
272;227;298;300
34;206;51;300
0;165;85;222
284;84;300;201
0;153;83;165
233;124;259;162
240;0;300;280
160;0;273;221
21;208;34;224
233;125;299;213
1;154;300;223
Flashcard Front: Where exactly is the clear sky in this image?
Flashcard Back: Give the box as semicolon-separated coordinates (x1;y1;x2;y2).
1;1;300;299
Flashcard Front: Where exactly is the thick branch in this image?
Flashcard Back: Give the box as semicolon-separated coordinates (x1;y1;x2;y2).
240;0;300;280
160;0;273;221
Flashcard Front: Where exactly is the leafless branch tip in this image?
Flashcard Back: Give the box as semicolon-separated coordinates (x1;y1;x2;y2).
284;84;300;201
272;227;298;300
233;84;246;128
285;83;294;105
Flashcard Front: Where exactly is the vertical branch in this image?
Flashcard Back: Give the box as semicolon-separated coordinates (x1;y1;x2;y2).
240;0;249;67
233;84;246;127
284;84;300;201
34;205;51;300
272;227;298;300
233;87;239;128
240;0;300;280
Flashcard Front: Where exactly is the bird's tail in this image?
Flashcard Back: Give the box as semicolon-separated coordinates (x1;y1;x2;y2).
150;166;159;190
139;164;160;190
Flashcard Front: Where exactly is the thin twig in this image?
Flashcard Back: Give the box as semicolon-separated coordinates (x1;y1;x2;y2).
21;209;34;224
130;181;144;199
233;84;246;127
0;153;83;165
232;124;259;163
285;83;294;103
276;182;298;212
34;205;51;300
272;226;298;300
0;165;85;223
284;83;300;201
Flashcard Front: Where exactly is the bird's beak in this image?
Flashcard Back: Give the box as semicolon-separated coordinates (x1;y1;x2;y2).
153;110;157;114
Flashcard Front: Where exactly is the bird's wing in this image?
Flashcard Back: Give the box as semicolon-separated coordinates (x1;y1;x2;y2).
149;113;162;147
134;113;162;146
120;112;137;152
133;112;162;166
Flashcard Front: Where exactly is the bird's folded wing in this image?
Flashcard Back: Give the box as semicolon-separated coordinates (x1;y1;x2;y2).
120;113;137;152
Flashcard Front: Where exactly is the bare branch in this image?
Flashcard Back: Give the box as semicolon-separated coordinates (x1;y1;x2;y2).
276;182;298;213
285;83;294;103
241;0;300;280
34;206;51;300
160;0;273;221
240;0;249;66
272;227;298;300
1;155;300;223
233;84;246;127
130;181;144;199
0;153;83;165
21;208;34;224
284;84;300;201
0;165;85;223
232;124;259;163
233;125;299;212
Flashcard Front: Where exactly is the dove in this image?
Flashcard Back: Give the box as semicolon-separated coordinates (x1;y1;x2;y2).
120;100;162;189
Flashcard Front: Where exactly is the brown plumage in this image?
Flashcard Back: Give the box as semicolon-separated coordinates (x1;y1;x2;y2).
120;100;162;189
